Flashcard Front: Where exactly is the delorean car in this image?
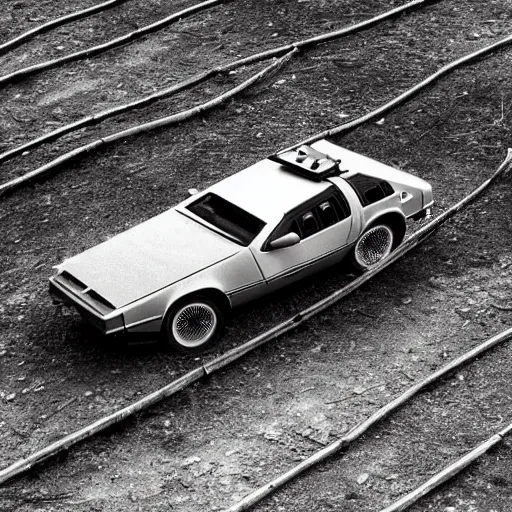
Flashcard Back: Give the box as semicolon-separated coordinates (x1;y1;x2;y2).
50;140;433;351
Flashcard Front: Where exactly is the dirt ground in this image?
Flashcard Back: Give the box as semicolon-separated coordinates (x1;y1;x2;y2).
1;0;512;510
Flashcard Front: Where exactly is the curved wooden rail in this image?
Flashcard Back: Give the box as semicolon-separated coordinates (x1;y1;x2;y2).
0;0;129;55
0;50;297;196
279;30;512;152
0;0;224;88
0;0;433;165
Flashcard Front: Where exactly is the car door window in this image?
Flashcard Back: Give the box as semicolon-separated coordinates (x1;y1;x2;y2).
264;188;351;250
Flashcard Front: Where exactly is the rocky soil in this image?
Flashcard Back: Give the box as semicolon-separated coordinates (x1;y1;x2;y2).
1;0;512;511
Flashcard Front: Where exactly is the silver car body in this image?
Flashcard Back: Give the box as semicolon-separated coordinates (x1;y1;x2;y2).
50;140;433;336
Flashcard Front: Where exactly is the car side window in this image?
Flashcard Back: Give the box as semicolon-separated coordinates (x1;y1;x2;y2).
264;189;351;250
345;174;394;207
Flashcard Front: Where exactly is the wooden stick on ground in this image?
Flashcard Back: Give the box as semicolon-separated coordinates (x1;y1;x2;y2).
0;0;432;165
3;27;512;196
0;49;298;196
379;423;512;512
223;326;512;512
0;150;510;488
0;368;205;486
279;31;512;152
0;0;224;88
0;0;129;55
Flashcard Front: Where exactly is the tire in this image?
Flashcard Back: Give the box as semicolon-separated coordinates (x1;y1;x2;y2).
162;295;225;352
350;223;394;272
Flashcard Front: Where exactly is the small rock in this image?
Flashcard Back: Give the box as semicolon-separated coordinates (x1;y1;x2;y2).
84;391;93;397
357;472;369;485
6;393;16;402
301;427;313;437
181;455;201;467
401;297;412;305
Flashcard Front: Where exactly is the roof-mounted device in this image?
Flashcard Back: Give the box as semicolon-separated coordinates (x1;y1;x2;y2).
268;145;344;182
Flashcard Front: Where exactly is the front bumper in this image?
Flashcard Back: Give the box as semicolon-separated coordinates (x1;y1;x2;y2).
49;278;125;335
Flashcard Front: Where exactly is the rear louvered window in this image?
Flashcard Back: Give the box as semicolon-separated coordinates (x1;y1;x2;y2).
345;174;394;207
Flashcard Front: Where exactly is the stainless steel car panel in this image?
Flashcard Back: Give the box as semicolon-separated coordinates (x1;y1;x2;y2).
57;209;241;308
121;248;265;331
251;216;354;291
123;315;163;334
360;193;404;229
49;278;124;334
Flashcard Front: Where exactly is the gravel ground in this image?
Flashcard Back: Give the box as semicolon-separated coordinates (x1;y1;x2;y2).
1;0;512;511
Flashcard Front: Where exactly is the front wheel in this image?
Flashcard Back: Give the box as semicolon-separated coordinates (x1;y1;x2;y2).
162;295;225;352
350;224;394;272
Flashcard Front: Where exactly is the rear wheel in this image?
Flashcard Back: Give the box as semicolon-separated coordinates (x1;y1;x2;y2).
162;295;225;352
351;224;394;272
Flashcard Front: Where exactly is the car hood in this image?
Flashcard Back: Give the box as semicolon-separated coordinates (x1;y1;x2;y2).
57;209;240;308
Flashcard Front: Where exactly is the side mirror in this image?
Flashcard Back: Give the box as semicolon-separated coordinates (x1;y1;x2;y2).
269;232;300;250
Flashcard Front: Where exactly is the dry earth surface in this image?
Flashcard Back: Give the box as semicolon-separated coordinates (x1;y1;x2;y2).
1;0;512;511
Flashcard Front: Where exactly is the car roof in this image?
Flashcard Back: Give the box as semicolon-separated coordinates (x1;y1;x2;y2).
209;157;332;223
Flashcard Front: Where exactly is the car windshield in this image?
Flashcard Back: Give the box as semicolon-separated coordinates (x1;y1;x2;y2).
186;193;266;246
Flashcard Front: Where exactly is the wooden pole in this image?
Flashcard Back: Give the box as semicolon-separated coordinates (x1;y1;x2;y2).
222;326;512;512
379;423;512;512
0;0;129;55
0;0;224;88
279;31;512;153
0;0;433;165
4;30;512;195
0;151;510;488
0;368;204;486
0;49;297;196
